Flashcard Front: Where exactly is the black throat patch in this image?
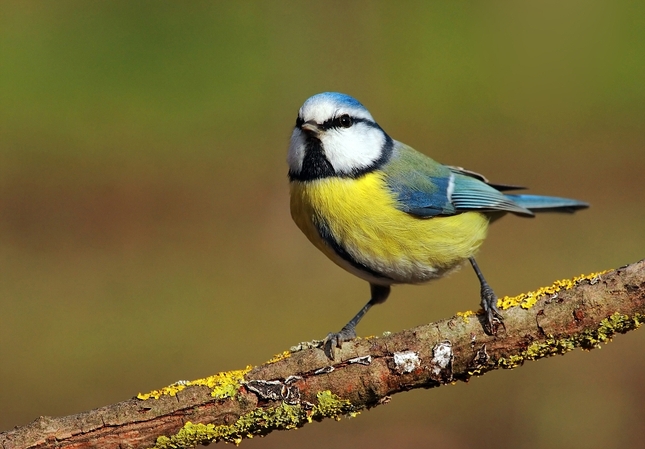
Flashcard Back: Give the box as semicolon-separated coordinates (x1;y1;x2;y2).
288;119;394;182
289;138;335;182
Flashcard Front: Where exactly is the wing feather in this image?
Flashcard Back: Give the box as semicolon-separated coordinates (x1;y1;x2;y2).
384;143;532;218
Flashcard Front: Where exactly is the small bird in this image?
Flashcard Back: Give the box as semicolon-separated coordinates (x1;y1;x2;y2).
287;92;588;359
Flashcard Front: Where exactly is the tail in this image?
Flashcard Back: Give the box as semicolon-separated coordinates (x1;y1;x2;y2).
505;194;589;214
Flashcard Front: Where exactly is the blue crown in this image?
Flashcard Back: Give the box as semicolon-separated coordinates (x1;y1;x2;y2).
306;92;366;110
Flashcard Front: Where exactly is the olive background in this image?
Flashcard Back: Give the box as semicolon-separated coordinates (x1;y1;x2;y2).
1;2;644;448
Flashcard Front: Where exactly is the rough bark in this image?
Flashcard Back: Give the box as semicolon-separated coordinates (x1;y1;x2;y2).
2;260;644;449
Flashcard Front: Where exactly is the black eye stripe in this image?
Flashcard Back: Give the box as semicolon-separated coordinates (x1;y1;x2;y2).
294;115;381;132
320;116;376;130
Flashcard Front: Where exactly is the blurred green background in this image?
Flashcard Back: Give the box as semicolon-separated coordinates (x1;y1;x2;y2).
1;1;644;448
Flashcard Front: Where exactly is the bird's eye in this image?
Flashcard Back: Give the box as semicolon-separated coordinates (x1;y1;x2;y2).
296;116;304;128
339;114;352;128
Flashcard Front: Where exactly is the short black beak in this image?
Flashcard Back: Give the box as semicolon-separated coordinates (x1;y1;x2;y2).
300;120;322;137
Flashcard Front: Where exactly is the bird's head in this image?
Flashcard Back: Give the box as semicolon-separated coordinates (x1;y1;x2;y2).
288;92;392;181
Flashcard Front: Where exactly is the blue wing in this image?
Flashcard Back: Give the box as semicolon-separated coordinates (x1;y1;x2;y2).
383;143;586;218
449;174;533;216
390;171;457;216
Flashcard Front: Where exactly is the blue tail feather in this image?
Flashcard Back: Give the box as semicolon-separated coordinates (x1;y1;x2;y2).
505;194;589;213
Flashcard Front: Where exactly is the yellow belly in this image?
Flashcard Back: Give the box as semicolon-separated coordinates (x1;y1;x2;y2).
290;172;490;285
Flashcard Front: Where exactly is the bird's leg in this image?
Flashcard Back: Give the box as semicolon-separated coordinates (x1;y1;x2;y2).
469;257;504;334
324;284;390;360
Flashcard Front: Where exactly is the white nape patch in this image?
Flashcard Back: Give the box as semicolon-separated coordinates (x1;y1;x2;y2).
321;123;385;175
430;341;453;377
287;127;306;173
393;350;421;374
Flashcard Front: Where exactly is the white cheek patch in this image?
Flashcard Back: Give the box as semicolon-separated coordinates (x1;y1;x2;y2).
287;128;307;173
322;124;385;175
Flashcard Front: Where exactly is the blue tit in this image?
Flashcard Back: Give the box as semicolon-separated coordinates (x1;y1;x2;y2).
287;92;588;359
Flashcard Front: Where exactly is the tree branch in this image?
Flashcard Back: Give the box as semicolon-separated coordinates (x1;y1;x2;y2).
2;260;644;449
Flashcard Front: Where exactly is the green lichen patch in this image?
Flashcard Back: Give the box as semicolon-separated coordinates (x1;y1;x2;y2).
150;391;358;448
137;366;253;400
153;422;219;448
576;312;643;350
495;354;526;370
494;312;644;371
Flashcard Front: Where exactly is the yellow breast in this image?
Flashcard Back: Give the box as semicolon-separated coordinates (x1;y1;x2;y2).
290;172;489;284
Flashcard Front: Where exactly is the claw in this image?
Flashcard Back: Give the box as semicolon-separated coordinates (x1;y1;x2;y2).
323;325;357;360
469;257;505;335
481;284;504;335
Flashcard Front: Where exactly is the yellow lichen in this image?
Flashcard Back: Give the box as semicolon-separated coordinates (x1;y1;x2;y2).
456;310;476;323
497;269;611;311
137;382;189;400
314;390;359;419
266;350;291;364
496;354;525;369
153;422;219;448
362;335;379;340
149;390;357;448
137;366;253;400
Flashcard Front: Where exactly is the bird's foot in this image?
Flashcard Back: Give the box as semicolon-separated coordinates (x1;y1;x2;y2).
323;325;357;360
481;284;504;335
